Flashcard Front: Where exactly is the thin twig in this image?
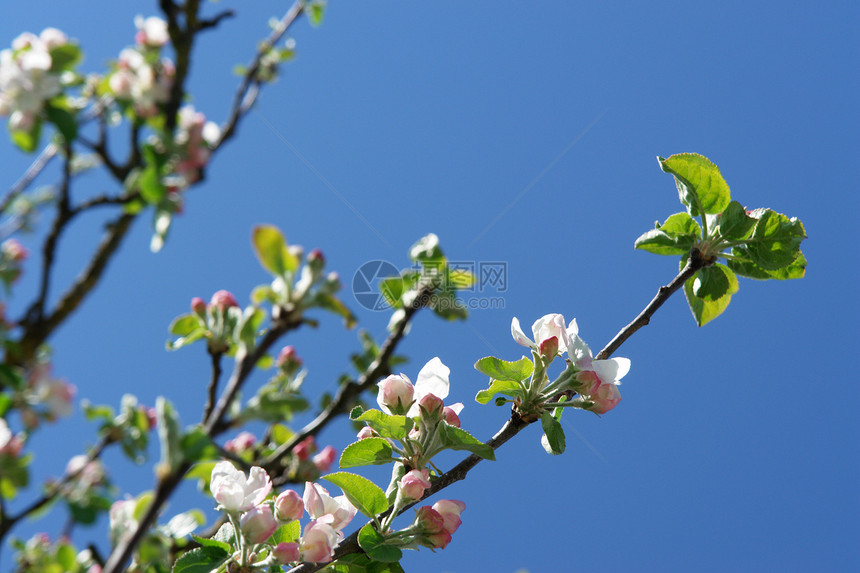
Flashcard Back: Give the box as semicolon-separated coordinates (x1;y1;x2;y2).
215;1;304;150
595;251;705;360
202;351;223;423
0;142;59;213
264;289;428;475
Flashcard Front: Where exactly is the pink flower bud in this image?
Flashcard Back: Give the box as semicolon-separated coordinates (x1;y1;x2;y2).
586;381;621;415
432;500;465;534
293;436;316;461
313;445;337;473
308;248;325;266
274;489;304;522
414;506;445;533
399;469;431;501
418;393;444;417
240;505;278;544
276;345;302;369
539;335;559;360
209;290;238;310
273;542;300;565
376;375;414;415
225;431;257;453
442;403;463;428
356;426;377;440
141;406;157;430
190;297;206;315
39;27;68;50
2;239;28;262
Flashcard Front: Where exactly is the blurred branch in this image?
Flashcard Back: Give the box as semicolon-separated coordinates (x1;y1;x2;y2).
215;0;304;150
202;350;224;423
0;142;59;214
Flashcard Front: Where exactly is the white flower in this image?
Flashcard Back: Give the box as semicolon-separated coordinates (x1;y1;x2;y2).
210;461;272;512
407;357;451;417
303;482;357;533
568;331;631;387
511;313;578;355
135;16;169;48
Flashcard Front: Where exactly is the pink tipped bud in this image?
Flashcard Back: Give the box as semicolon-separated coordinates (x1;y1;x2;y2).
190;297;206;315
142;406;157;430
209;290;238;310
308;248;325;267
418;393;444;417
585;382;621;415
274;489;304;522
293;436;316;461
2;239;29;262
377;375;415;415
276;345;302;369
356;426;377;440
399;469;431;501
539;335;559;360
239;505;278;544
312;445;337;473
442;406;461;428
225;431;257;453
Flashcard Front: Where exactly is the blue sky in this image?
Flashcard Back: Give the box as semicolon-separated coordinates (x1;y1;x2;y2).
1;1;857;572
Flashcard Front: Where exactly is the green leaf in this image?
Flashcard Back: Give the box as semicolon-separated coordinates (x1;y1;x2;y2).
357;523;403;563
428;290;468;321
350;407;413;440
157;397;183;470
634;212;701;255
475;379;525;405
474;356;534;382
692;265;732;301
446;267;476;290
439;425;495;460
10;119;41;153
180;427;218;463
322;472;389;518
49;44;82;72
252;225;298;276
684;263;738;326
139;163;165;204
540;412;566;455
327;554;406;573
171;546;230;573
44;103;77;142
339;438;395;468
743;209;807;270
312;292;357;329
727;249;806;280
659;153;731;216
307;1;326;26
270;520;301;544
717;201;756;240
190;534;230;553
170;314;203;336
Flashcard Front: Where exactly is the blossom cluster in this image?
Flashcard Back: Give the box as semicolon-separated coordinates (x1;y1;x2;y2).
375;357;463;426
512;313;630;413
209;460;358;564
0;28;69;132
108;16;173;118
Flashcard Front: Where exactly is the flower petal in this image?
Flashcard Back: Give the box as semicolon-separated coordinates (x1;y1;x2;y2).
510;317;533;347
414;357;450;401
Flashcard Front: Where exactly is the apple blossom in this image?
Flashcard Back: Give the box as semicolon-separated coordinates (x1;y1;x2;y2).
586;379;622;414
190;296;206;315
274;489;304;522
109;499;137;547
210;461;272;513
66;455;105;487
511;314;578;356
302;481;357;532
134;16;169;48
377;374;414;415
413;506;452;549
402;357;452;418
273;542;300;565
399;469;431;501
29;365;76;420
0;29;65;126
299;520;339;563
432;499;466;534
239;505;278;544
2;238;28;262
276;345;302;369
313;445;337;472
